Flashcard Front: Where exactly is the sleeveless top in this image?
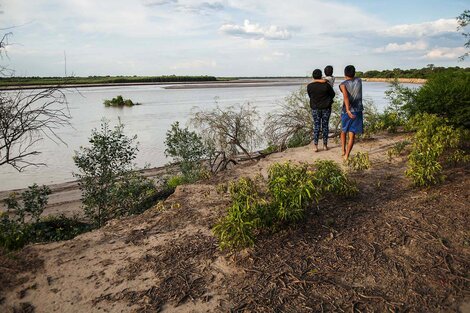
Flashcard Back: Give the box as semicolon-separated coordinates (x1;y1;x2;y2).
339;78;363;113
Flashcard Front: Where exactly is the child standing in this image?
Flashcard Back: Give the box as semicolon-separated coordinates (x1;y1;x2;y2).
339;65;363;161
323;65;335;87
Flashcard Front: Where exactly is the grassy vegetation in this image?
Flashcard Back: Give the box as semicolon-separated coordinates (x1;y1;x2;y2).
358;66;470;79
0;75;218;87
104;95;140;107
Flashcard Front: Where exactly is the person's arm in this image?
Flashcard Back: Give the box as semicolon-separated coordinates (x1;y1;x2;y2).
314;79;328;83
339;84;356;119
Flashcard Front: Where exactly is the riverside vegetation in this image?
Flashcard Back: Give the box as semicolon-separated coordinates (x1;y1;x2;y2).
1;69;469;252
103;95;141;107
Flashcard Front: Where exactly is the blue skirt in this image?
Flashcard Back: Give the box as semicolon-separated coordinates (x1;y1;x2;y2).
341;111;363;134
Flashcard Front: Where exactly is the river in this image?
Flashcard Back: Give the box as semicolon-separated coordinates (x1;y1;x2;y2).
0;80;419;191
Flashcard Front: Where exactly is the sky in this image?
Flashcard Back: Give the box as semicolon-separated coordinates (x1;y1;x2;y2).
0;0;469;77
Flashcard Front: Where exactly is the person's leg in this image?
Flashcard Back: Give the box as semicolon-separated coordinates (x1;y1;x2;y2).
344;132;356;160
340;131;346;156
322;109;331;150
312;110;320;152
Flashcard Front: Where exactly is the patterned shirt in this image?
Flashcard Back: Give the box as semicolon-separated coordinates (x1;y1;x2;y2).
324;76;335;88
339;78;363;113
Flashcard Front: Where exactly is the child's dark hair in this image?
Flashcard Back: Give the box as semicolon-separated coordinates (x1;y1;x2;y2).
324;65;333;76
344;65;356;78
312;69;322;79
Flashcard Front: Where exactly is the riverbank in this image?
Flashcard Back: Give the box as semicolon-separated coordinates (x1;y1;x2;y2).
1;132;469;312
362;77;426;84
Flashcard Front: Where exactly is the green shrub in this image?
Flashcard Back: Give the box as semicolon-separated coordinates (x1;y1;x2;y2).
347;152;371;171
166;175;185;190
387;140;411;161
212;178;265;250
405;113;469;186
312;160;358;196
104;95;140;107
165;121;208;181
0;214;31;250
213;160;357;250
74;120;156;226
404;72;470;128
267;162;320;222
4;184;51;224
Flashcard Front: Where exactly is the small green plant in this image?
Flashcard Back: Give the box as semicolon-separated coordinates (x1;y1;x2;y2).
312;160;358;196
267;162;320;222
165;121;208;182
4;184;51;224
387;140;411;161
212;178;265;250
166;175;185;190
347;152;371;171
405;113;469;186
104;95;140;107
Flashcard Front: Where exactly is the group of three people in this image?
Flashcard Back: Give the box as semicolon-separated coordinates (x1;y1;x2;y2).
307;65;363;161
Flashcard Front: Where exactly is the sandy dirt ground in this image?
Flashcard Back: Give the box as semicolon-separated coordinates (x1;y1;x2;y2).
1;134;469;313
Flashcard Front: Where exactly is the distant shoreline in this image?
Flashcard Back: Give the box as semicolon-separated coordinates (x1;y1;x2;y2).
0;77;425;91
362;78;426;84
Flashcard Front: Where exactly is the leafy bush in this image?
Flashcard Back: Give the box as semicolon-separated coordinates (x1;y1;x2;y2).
347;152;371;171
405;113;469;186
74;119;156;226
267;162;320;222
166;175;186;190
212;178;266;250
404;72;470;128
387;140;411;161
213;160;357;250
0;214;31;250
4;184;51;224
164;121;208;181
0;213;92;251
104;95;140;107
312;160;358;196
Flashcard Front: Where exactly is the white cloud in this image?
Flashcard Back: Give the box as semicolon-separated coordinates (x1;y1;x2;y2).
423;47;466;60
375;41;428;53
220;19;291;40
260;51;290;62
381;18;458;37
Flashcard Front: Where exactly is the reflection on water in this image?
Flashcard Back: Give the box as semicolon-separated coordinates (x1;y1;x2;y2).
0;81;419;190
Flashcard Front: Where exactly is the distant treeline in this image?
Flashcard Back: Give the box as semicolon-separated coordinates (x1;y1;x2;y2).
357;66;470;79
0;75;218;86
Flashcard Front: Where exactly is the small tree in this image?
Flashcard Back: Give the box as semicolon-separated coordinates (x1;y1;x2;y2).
164;121;208;181
73;119;155;226
190;103;261;165
457;10;470;60
264;87;312;149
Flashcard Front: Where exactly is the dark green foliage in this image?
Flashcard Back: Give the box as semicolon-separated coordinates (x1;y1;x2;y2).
457;10;470;60
403;72;470;128
0;75;218;87
359;66;470;79
164;121;208;181
4;184;51;224
213;161;358;250
0;214;93;251
405;113;469;186
74;120;156;226
104;95;140;107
